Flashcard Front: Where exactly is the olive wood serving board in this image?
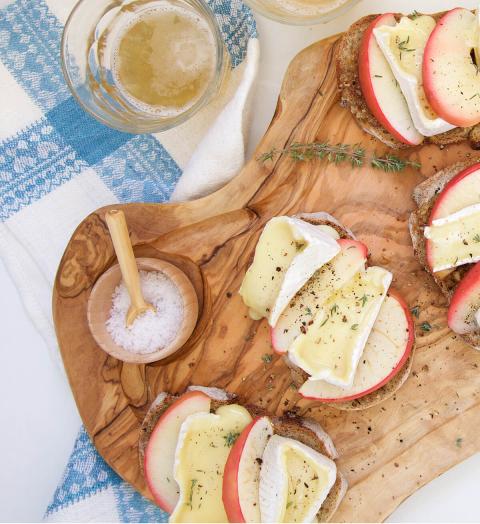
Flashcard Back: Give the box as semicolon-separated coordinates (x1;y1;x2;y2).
53;35;480;522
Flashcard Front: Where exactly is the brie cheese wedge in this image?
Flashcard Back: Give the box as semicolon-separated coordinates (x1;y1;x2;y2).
239;217;340;326
259;435;336;523
170;404;252;523
298;292;411;400
374;15;455;137
424;203;480;272
288;266;392;387
274;245;367;351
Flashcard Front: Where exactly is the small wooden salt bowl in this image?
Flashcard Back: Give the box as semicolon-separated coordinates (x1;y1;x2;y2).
87;257;199;364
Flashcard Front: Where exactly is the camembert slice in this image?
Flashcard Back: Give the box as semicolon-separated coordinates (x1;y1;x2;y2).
424;204;480;272
288;266;392;387
374;15;455;137
170;404;252;523
259;435;336;523
239;217;340;326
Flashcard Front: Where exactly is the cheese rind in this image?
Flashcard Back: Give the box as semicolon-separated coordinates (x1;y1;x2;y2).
170;404;252;523
259;435;336;523
239;217;340;326
424;203;480;272
288;267;392;387
374;16;455;137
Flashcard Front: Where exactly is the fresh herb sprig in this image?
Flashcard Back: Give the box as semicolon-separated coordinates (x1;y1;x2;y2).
258;142;420;173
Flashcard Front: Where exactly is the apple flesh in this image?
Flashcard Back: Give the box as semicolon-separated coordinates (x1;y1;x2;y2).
423;8;480;127
429;164;480;221
144;391;211;512
448;261;480;334
358;13;424;146
299;289;414;402
426;163;480;271
223;417;273;523
271;238;368;353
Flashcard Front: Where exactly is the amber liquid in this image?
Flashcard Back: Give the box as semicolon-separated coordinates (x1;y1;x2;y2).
112;4;216;116
263;0;350;17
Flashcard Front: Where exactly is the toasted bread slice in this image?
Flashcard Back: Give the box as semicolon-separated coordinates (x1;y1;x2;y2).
409;161;480;349
285;213;414;410
337;13;480;149
139;386;346;522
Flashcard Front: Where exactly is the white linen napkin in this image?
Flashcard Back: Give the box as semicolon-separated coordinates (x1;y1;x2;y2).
171;38;260;201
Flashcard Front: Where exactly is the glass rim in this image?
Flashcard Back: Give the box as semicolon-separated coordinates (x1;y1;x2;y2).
61;0;227;134
243;0;359;25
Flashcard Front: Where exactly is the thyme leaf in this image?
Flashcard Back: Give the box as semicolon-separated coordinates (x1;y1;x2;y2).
223;431;240;447
320;315;329;327
420;321;432;332
262;353;273;364
397;36;415;53
187;479;198;509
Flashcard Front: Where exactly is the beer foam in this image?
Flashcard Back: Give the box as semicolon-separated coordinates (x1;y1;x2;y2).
107;1;217;118
262;0;349;17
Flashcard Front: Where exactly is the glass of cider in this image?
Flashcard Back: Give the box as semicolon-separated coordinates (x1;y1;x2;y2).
62;0;227;133
244;0;358;25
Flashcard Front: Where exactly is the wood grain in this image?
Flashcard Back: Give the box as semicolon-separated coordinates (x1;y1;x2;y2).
53;35;480;522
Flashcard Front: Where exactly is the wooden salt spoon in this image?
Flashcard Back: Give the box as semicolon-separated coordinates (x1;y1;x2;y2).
87;209;199;364
105;209;155;326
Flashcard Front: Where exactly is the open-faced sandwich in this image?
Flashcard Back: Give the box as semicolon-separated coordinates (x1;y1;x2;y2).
239;213;415;410
139;386;347;523
410;160;480;350
338;7;480;148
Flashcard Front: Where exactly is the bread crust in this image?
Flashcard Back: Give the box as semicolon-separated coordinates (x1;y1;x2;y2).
139;388;347;522
287;215;414;409
409;161;480;349
337;12;480;149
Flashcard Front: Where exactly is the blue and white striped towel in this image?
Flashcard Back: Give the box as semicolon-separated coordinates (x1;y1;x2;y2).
0;0;257;520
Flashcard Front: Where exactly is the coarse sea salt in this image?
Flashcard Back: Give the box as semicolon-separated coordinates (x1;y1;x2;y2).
106;270;184;354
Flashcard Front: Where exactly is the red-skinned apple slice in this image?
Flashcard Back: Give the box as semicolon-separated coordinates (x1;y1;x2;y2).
426;163;480;271
448;261;480;334
271;238;368;354
299;289;414;402
358;13;423;146
144;391;211;512
223;417;274;523
423;8;480;127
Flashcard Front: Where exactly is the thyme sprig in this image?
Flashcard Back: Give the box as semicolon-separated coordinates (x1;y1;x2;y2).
258;142;420;173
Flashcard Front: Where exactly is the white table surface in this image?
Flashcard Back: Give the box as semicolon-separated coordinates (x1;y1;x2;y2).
1;0;480;521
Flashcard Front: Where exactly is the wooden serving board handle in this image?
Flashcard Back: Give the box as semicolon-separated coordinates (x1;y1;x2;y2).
53;34;480;522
